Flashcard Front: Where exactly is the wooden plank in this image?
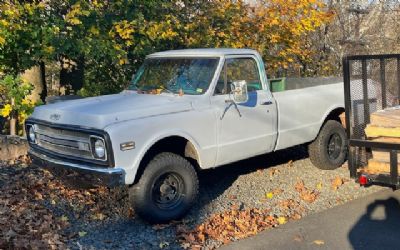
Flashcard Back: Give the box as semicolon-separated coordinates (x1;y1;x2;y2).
371;137;400;143
370;108;400;128
364;159;400;174
372;151;400;162
370;138;400;162
339;112;346;129
365;125;400;138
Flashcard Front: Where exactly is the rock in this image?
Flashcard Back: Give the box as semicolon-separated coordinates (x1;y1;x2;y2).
0;135;28;161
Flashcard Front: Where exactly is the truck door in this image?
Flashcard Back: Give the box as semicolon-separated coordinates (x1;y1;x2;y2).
211;55;278;166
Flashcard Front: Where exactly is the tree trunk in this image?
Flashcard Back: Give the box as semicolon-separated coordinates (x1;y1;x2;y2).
39;61;47;103
60;56;84;95
9;98;16;136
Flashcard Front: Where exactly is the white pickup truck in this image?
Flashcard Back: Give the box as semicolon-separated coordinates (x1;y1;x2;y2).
26;49;346;223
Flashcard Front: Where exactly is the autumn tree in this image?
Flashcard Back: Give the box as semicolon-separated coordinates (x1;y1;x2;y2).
1;0;334;100
45;0;184;96
171;0;333;77
0;1;52;100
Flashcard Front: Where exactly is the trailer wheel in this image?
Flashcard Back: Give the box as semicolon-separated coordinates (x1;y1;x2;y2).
308;120;347;170
129;152;199;223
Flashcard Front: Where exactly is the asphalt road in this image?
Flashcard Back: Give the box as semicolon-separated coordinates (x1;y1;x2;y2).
223;189;400;250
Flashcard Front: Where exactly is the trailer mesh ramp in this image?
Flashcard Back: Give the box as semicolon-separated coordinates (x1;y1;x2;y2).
344;54;400;188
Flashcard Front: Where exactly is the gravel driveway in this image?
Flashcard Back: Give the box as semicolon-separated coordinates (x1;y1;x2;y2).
60;146;383;250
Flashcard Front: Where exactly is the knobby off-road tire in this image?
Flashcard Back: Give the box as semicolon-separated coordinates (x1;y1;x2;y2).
308;120;347;170
129;152;199;223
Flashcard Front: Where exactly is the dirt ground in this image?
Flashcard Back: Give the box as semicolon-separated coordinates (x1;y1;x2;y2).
0;147;383;249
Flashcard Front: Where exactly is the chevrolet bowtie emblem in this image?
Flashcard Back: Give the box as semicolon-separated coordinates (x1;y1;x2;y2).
50;114;61;121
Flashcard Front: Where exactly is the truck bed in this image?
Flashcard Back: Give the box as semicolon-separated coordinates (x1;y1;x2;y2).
272;81;344;150
284;77;342;91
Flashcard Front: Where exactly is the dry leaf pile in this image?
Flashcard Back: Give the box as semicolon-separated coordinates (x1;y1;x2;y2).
0;157;130;249
277;199;305;220
294;180;319;203
177;206;280;248
0;161;67;249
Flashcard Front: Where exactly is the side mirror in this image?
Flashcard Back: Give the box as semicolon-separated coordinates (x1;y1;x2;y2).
231;80;248;103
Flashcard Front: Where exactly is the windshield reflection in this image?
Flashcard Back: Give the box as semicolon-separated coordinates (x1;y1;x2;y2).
129;57;219;95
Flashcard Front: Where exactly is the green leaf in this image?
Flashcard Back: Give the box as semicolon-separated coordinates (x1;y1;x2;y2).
60;215;68;222
78;231;87;237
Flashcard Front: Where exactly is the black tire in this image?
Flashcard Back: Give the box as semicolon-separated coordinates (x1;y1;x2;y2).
129;152;199;223
308;120;347;170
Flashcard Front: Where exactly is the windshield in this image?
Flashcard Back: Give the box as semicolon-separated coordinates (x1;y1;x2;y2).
128;57;219;95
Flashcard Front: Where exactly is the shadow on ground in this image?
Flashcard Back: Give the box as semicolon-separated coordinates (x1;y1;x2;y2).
349;196;400;250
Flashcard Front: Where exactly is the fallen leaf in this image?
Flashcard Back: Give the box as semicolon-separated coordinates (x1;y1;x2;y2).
34;191;43;200
277;217;287;225
295;180;319;203
228;195;237;200
197;232;206;243
78;231;87;237
191;245;202;250
92;212;106;220
128;207;135;218
272;188;284;195
185;233;196;243
313;240;325;245
295;180;305;192
291;213;302;220
266;192;274;199
331;176;344;190
159;241;169;248
316;182;323;190
269;168;280;177
300;191;318;203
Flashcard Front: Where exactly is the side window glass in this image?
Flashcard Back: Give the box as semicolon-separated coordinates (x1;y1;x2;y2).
214;68;226;95
226;58;262;92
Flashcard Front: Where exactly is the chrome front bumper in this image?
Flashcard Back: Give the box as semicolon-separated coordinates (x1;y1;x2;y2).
29;149;125;187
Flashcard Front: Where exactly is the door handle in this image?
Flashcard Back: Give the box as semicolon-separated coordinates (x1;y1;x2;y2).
261;101;273;105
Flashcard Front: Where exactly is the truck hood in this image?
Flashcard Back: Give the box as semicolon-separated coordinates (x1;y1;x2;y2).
30;92;193;129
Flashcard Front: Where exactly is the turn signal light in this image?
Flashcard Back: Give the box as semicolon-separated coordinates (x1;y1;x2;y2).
359;175;368;185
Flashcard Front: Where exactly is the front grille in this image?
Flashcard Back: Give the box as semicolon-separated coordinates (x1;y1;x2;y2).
34;124;94;160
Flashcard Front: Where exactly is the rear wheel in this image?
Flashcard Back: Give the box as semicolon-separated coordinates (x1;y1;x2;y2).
129;152;199;223
308;120;347;170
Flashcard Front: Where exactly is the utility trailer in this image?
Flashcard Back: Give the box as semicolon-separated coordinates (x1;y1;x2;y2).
344;54;400;188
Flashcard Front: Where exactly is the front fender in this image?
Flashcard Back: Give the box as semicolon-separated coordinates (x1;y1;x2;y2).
104;109;217;185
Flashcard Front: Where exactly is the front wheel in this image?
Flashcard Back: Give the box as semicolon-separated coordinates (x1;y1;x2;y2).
129;152;199;223
308;120;347;170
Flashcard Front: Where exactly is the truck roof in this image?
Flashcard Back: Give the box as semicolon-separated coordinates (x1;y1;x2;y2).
148;48;259;57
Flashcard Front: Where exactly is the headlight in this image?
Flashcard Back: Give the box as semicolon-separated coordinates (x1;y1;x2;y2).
28;125;36;143
94;139;105;158
90;136;106;160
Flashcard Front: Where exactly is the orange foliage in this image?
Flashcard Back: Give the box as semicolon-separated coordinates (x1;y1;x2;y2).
183;0;334;76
